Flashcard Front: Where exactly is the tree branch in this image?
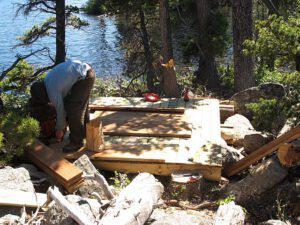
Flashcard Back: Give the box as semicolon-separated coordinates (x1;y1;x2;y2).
0;48;49;82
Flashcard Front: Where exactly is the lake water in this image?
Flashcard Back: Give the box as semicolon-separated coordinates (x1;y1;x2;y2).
0;0;125;77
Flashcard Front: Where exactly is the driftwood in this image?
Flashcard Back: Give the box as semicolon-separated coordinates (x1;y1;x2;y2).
277;140;300;167
100;173;164;225
47;186;95;225
214;201;245;225
83;170;114;200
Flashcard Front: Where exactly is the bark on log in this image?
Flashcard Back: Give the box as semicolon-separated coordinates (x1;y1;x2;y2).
214;201;245;225
47;186;95;225
100;173;164;225
277;140;300;167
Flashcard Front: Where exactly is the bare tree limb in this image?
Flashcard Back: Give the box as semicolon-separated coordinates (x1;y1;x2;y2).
0;47;49;82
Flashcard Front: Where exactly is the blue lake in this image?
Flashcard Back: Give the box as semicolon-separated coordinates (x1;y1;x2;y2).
0;0;125;77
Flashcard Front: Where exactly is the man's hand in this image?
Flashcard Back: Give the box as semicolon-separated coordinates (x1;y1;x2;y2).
55;129;64;142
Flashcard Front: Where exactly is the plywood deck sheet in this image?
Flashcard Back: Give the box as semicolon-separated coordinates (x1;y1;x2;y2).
48;97;223;181
27;140;83;188
91;111;192;138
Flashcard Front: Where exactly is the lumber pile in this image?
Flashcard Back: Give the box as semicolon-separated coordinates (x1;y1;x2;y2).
26;140;84;192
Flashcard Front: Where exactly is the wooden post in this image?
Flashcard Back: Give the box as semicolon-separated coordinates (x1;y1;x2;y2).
86;119;104;152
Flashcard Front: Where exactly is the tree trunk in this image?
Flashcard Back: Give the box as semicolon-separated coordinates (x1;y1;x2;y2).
232;0;255;92
159;0;179;97
100;173;164;225
195;0;219;89
55;0;66;65
139;5;155;92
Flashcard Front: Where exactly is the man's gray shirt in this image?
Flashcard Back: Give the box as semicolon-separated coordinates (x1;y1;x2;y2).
44;60;91;130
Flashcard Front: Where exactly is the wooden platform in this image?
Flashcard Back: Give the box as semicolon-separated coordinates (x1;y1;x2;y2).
50;97;223;181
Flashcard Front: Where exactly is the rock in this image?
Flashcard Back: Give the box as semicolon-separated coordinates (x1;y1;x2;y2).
214;201;245;225
17;163;48;180
222;114;256;146
277;119;294;137
0;214;20;224
0;167;34;192
261;220;290;225
243;132;274;154
221;144;244;167
231;83;285;118
224;156;288;203
73;154;108;199
147;207;215;225
43;195;101;225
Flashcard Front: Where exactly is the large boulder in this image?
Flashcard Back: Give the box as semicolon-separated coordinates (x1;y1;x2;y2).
147;207;215;225
0;166;34;192
243;132;274;155
231;83;285;118
0;214;20;224
73;154;110;199
221;144;244;167
222;114;256;146
0;167;35;218
214;201;245;225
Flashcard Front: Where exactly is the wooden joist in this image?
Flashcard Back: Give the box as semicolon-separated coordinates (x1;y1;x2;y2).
223;126;300;177
27;140;84;192
86;119;104;151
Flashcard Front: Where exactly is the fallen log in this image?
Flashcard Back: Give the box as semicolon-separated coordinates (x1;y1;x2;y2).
277;140;300;167
224;156;288;203
47;186;95;225
100;173;164;225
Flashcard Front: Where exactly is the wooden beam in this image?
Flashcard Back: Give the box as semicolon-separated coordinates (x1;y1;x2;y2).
92;160;221;181
85;119;104;152
0;189;47;208
223;126;300;177
89;105;185;113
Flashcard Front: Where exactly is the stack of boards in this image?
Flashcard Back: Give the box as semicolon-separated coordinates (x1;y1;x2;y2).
26;141;83;193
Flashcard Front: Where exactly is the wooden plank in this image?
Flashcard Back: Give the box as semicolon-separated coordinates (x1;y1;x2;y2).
223;126;300;177
89;105;184;114
92;160;221;181
91;111;192;138
188;99;222;166
0;189;47;208
27;140;83;188
86;119;104;152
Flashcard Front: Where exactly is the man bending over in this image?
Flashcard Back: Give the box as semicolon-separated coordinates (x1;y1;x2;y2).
29;59;95;153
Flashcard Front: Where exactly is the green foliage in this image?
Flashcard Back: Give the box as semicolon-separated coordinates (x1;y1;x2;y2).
170;183;186;200
0;132;3;150
0;60;34;93
0;112;40;164
19;17;55;45
92;76;146;97
246;98;284;133
244;13;300;70
84;0;109;15
110;171;131;190
219;65;234;92
216;195;235;206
